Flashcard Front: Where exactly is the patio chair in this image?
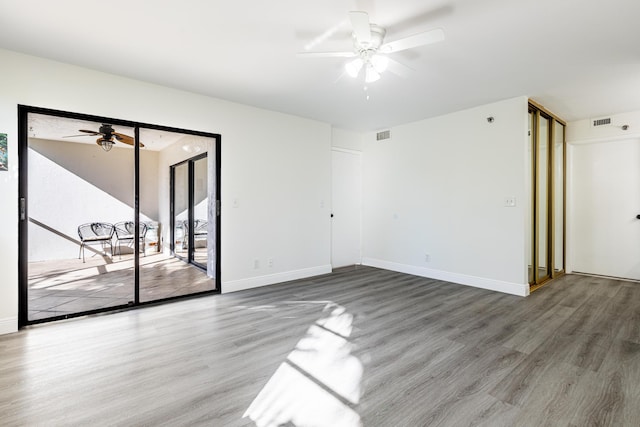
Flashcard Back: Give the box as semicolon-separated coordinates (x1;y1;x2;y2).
114;221;148;258
77;222;115;263
182;219;208;249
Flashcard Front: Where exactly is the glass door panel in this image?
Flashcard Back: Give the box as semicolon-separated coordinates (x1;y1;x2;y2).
174;162;190;260
553;122;565;274
192;156;209;269
26;113;135;321
536;114;550;282
139;131;216;303
136;128;165;302
527;112;534;284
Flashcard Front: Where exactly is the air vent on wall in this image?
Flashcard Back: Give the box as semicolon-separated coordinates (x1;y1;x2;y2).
592;117;612;127
376;130;391;141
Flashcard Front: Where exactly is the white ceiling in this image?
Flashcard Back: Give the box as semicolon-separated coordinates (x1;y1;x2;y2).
2;0;640;131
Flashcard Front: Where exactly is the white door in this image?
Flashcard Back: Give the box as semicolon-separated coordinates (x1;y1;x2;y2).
571;138;640;280
331;149;362;268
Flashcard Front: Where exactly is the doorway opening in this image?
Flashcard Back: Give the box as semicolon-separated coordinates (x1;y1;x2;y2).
170;154;214;272
18;105;221;326
330;148;362;269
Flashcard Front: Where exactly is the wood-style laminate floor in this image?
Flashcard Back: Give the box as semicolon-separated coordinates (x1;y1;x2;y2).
2;266;639;426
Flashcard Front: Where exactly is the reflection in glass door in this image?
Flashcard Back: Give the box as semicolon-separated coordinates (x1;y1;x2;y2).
170;153;212;272
173;162;190;260
529;101;565;289
536;114;550;283
192;156;209;269
553;122;565;275
527;112;534;284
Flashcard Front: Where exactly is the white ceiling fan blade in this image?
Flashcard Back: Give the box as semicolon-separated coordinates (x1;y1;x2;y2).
297;51;356;58
303;20;349;51
386;57;413;78
349;11;372;45
381;28;444;53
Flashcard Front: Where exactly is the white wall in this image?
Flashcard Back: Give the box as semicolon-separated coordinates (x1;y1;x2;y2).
567;110;640;144
332;128;364;151
0;48;331;334
361;97;530;296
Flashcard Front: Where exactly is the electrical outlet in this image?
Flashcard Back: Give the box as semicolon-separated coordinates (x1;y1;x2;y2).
253;259;260;269
268;258;273;268
425;254;431;262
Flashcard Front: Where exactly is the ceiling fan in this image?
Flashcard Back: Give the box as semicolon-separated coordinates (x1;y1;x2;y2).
63;124;142;152
298;11;445;83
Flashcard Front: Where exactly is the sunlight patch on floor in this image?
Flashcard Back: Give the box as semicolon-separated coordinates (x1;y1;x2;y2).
244;303;363;427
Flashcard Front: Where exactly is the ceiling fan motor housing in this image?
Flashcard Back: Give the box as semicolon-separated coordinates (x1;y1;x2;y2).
354;24;386;52
99;124;113;136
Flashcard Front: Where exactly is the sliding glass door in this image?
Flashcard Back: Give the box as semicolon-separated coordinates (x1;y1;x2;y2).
18;106;221;325
137;130;217;303
24;113;136;322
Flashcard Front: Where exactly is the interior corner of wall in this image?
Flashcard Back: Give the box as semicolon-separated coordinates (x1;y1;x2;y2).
362;258;528;297
221;264;332;293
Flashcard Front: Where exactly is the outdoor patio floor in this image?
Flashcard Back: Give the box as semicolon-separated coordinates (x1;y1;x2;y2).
28;251;215;321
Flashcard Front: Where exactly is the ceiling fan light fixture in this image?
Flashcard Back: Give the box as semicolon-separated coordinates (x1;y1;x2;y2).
371;55;389;73
345;58;364;78
365;65;380;83
298;11;445;85
100;139;114;152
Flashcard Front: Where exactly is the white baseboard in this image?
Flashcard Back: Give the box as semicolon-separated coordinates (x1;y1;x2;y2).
0;317;18;335
222;265;332;293
362;258;529;297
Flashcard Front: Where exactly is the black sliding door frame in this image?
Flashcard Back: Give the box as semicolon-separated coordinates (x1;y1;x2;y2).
17;105;222;327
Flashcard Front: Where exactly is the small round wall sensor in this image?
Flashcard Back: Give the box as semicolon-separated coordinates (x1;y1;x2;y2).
487;117;495;123
622;125;629;131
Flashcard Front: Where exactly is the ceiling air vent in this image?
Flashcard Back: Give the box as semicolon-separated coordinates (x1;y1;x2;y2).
592;117;612;127
376;130;391;141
